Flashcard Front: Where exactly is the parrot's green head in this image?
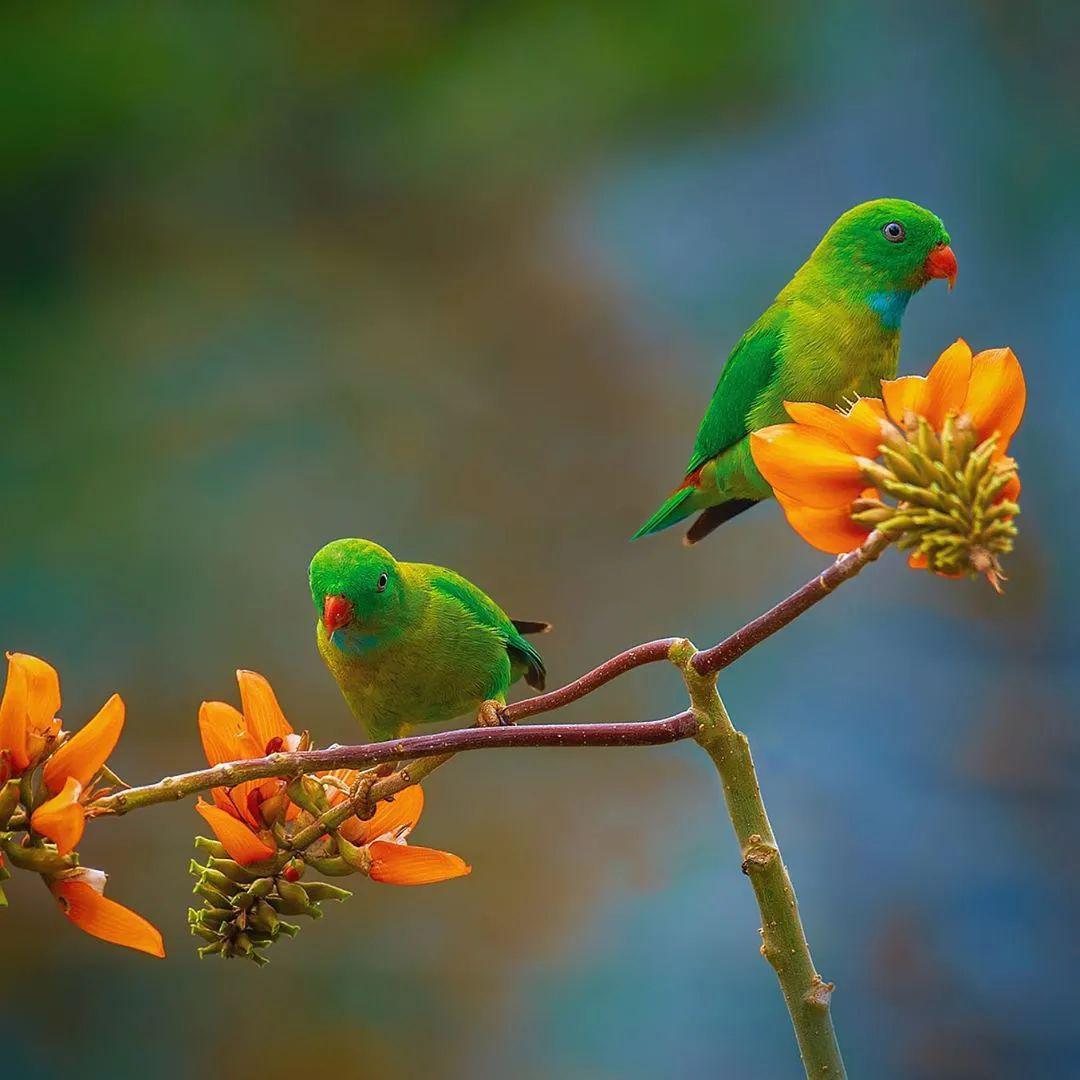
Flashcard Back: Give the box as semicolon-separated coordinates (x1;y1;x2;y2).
817;199;956;311
309;538;406;647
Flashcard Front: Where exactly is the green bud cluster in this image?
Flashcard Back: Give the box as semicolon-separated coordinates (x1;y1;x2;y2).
188;836;351;965
853;415;1019;590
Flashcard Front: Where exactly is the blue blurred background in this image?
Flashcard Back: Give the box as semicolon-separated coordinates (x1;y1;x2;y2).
2;4;1077;1077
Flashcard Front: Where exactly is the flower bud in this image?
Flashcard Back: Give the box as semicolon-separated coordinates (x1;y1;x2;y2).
301;853;356;877
193;881;234;907
247;876;275;898
0;779;20;828
271;878;322;917
207;856;260;884
248;899;279;934
335;834;372;874
302;881;352;903
194;836;229;859
285;776;329;816
199;868;242;895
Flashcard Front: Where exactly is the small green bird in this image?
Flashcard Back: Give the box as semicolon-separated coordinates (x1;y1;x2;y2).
634;198;957;545
309;538;549;742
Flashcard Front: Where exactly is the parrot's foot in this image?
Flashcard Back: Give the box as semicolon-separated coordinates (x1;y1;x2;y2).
476;699;511;728
348;774;378;821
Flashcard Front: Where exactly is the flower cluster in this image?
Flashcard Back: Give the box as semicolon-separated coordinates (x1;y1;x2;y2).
0;653;163;956
188;671;470;963
751;341;1025;590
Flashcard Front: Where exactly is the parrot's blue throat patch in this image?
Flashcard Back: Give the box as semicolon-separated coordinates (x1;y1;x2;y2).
866;289;913;330
330;628;383;656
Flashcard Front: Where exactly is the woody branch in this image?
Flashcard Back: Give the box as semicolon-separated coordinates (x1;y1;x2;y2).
89;532;889;818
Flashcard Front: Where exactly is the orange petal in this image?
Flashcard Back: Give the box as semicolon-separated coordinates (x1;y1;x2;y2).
198;701;257;766
0;655;31;771
345;785;425;845
784;398;889;458
774;491;871;555
921;339;973;427
750;426;865;508
43;694;124;794
881;375;929;426
52;879;165;957
962;347;1026;451
31;776;86;855
236;670;293;753
367;841;471;885
226;778;270;829
0;654;60;771
17;654;61;738
195;799;276;865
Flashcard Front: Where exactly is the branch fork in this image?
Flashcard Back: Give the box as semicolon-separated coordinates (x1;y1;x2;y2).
73;534;891;1075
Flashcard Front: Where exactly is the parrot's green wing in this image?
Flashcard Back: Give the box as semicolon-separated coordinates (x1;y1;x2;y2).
429;570;546;691
685;309;787;474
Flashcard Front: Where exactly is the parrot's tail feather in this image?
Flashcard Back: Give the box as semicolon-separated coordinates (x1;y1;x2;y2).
683;499;759;546
511;619;552;636
631;487;698;539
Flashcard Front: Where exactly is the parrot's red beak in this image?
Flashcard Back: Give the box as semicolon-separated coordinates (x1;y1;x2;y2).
322;594;353;634
924;243;958;290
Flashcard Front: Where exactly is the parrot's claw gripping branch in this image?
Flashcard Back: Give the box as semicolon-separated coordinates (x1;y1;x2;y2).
74;535;893;1078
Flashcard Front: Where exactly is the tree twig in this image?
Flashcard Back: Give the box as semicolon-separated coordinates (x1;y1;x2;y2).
693;530;889;674
89;713;699;816
75;533;893;1077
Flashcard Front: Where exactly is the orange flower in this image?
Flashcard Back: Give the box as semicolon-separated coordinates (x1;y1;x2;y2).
0;651;127;854
193;670;301;865
881;339;1026;452
324;772;470;885
0;653;62;775
29;692;126;854
195;798;276;865
31;777;87;855
192;671;469;882
751;398;890;554
750;341;1025;584
49;867;164;958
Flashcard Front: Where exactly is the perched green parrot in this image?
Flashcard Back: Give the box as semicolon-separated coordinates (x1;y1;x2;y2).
309;538;549;742
633;198;957;545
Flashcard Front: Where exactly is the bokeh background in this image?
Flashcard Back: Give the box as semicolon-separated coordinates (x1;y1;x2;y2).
2;4;1077;1077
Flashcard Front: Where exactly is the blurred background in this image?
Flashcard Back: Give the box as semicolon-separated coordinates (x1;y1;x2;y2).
2;3;1077;1077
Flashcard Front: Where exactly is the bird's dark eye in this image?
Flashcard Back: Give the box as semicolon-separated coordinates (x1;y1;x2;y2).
376;572;388;593
882;221;906;243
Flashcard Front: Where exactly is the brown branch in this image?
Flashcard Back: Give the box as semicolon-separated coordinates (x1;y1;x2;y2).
88;533;890;820
693;532;889;674
501;638;680;721
90;712;699;816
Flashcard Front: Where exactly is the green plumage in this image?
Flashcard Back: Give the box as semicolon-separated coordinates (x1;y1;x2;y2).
310;539;548;742
634;198;953;544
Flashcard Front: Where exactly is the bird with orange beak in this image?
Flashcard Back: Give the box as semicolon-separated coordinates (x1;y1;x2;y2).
310;539;549;742
634;198;957;545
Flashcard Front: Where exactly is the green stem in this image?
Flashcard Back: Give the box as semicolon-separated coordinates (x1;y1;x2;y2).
673;643;846;1079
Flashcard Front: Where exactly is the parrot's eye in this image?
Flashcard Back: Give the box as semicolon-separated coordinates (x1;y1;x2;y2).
882;221;906;243
376;572;388;593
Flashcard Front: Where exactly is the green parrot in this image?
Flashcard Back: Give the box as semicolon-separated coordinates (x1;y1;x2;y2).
309;538;549;742
633;198;957;545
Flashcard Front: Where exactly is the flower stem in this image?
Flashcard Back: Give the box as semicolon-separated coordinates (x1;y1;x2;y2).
673;643;846;1078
